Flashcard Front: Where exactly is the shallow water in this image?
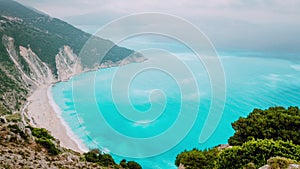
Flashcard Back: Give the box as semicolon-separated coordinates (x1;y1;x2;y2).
52;54;300;169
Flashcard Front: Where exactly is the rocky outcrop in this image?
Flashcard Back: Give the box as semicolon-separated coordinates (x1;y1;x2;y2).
259;164;300;169
55;46;83;81
2;35;35;87
3;35;146;85
99;52;146;68
19;46;54;85
0;122;103;169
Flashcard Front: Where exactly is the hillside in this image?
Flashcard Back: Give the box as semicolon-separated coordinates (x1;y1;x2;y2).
0;0;145;168
175;107;300;169
0;0;144;114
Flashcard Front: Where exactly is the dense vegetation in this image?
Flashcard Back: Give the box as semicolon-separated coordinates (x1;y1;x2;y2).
27;126;61;155
229;106;300;146
175;148;219;169
175;106;300;169
0;0;140;114
0;29;28;112
83;149;142;169
0;0;137;70
218;139;300;169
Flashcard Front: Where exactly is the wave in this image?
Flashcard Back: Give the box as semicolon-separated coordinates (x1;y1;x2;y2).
47;85;89;152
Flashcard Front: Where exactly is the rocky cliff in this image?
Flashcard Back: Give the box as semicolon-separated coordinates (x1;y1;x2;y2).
0;0;145;114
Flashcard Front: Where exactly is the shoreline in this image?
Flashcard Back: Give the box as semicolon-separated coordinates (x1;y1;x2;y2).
26;83;88;153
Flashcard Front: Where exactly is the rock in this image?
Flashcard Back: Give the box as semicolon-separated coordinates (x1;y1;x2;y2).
178;163;185;169
5;134;11;141
288;164;300;169
16;133;23;143
17;122;25;133
259;164;300;169
24;127;34;143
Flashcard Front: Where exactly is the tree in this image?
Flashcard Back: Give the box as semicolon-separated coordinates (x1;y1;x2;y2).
127;161;142;169
217;139;300;169
175;148;219;169
228;106;300;146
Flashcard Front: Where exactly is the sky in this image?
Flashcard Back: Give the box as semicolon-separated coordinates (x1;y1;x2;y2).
16;0;300;58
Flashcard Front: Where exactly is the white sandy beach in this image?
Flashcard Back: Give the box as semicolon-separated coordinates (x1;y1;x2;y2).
26;84;88;153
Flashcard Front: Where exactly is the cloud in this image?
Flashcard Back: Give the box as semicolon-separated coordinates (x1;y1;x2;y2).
15;0;300;57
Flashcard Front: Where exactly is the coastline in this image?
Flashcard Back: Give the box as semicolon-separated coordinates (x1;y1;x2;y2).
26;83;88;153
24;58;147;154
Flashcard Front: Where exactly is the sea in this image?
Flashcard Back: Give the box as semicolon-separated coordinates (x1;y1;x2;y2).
50;36;300;169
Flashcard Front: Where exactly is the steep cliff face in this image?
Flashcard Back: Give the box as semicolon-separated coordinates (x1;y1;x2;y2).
55;46;82;82
19;46;54;85
2;35;145;86
0;0;145;114
2;35;54;88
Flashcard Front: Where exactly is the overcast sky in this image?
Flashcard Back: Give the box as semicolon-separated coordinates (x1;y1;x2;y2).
16;0;300;58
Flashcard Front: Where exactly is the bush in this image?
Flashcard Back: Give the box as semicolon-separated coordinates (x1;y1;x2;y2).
267;156;297;169
36;138;60;155
27;126;60;155
5;113;21;122
175;148;219;169
83;149;116;167
84;149;101;163
29;127;54;140
100;154;115;166
229;106;300;146
243;162;256;169
217;139;300;169
120;159;127;168
127;161;142;169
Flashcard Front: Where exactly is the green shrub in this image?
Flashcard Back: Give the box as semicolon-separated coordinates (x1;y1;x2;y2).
83;149;142;168
28;127;54;140
5;113;21;122
120;159;127;168
127;161;142;169
267;156;297;169
26;126;60;155
229;106;300;146
217;139;300;169
243;162;256;169
175;148;219;169
100;154;115;166
84;149;102;163
36;138;60;155
83;149;116;167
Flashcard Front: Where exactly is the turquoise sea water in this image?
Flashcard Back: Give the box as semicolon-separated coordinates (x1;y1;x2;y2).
51;52;300;168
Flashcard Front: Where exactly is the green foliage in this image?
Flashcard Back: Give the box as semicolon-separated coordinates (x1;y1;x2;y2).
27;126;60;155
29;127;54;140
175;148;219;169
267;156;297;169
8;124;26;138
0;31;28;113
84;149;142;168
243;162;256;169
0;0;139;116
0;0;137;70
5;113;21;122
217;139;300;169
36;138;60;155
100;154;115;166
120;159;127;168
84;149;100;163
175;106;300;169
0;103;9;116
229;106;300;146
127;161;142;169
83;149;116;167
